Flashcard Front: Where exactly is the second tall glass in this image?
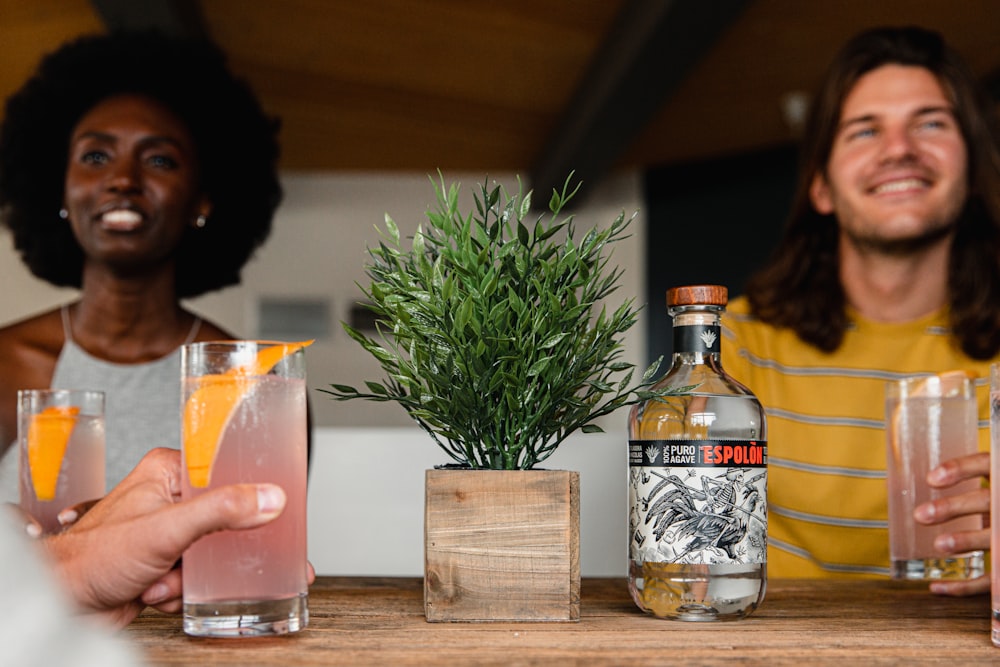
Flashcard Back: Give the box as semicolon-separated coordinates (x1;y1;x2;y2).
990;364;1000;647
885;372;984;581
180;340;310;637
18;388;105;534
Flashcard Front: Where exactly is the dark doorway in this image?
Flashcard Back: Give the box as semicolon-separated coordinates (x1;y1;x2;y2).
643;145;798;365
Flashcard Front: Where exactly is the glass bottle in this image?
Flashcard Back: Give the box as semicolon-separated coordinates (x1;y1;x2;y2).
627;284;767;621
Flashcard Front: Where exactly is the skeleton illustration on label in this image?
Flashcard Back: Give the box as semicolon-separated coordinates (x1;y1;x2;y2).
628;440;767;565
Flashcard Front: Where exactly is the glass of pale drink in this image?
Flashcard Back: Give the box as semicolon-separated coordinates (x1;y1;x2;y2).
990;364;1000;646
181;340;311;637
885;372;984;580
18;389;105;535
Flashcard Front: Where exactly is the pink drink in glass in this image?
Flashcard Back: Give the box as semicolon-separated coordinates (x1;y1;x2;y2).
18;389;105;535
886;374;984;580
990;364;1000;647
181;341;309;637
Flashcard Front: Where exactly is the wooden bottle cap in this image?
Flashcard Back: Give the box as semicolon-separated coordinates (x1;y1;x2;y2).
666;285;728;307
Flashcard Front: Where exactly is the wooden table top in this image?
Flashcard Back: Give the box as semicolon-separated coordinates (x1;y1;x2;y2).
125;576;996;666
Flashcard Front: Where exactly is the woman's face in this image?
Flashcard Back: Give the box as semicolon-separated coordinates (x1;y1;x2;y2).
63;93;210;271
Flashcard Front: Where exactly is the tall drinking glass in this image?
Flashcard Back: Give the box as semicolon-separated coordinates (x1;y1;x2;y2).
990;364;1000;646
181;341;310;637
18;389;105;535
885;372;984;580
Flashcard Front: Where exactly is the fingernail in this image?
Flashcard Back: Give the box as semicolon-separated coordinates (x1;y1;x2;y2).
914;503;934;522
57;509;78;526
25;523;41;539
145;583;170;604
935;534;956;552
257;485;286;515
927;466;948;485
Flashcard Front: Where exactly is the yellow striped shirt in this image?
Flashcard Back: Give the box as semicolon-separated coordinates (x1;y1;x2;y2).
720;296;993;577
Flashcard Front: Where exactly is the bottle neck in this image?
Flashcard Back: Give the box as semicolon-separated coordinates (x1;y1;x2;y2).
670;308;722;362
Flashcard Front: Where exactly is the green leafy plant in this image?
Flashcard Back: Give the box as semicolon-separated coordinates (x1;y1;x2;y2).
321;173;676;469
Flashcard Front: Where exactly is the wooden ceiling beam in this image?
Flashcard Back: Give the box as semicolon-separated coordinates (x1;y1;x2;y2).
529;0;753;205
90;0;209;38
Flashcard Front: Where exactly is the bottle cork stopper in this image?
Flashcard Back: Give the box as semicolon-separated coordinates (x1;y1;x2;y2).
666;285;728;307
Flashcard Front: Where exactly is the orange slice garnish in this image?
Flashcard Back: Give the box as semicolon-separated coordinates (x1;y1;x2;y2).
27;405;80;501
182;341;313;488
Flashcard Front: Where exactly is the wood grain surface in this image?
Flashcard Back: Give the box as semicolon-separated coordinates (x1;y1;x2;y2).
124;576;995;666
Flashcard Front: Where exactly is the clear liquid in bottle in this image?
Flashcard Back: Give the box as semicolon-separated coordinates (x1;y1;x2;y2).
627;285;767;621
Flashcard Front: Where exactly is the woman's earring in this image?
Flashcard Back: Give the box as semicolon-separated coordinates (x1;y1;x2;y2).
59;208;69;220
195;214;207;228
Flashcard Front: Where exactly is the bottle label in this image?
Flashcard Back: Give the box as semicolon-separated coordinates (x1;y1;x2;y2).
673;324;720;354
628;439;767;565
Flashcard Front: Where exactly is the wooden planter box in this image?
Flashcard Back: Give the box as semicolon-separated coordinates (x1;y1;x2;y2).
424;468;581;622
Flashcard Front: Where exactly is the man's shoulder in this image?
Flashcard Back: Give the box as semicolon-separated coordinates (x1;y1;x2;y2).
721;294;810;357
722;295;766;331
725;295;753;317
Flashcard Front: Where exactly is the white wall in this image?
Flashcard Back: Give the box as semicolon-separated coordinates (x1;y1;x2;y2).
306;427;629;576
0;170;650;430
0;170;650;576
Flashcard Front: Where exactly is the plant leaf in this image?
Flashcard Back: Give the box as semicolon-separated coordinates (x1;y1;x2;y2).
326;172;659;469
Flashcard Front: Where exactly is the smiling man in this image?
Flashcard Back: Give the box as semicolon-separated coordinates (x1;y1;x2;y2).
720;26;1000;595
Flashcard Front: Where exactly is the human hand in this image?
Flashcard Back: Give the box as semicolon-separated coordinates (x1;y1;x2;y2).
4;496;103;539
4;495;102;537
913;451;989;596
42;447;294;628
4;502;43;538
55;497;102;529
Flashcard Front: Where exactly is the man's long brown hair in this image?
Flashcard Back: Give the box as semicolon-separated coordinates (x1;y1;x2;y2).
746;26;1000;359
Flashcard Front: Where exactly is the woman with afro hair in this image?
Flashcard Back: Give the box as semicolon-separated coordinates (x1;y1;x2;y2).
0;30;282;499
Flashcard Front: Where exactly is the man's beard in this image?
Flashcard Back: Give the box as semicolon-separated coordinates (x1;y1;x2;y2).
843;219;957;257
